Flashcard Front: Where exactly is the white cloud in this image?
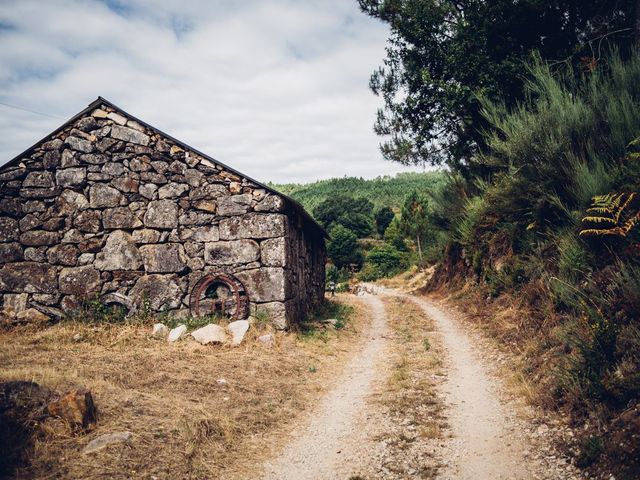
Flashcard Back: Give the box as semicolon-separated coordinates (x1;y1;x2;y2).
0;0;426;183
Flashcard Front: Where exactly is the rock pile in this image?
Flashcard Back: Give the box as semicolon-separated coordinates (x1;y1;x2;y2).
154;319;252;346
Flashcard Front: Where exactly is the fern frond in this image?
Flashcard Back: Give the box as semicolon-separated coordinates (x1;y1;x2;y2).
617;192;636;223
623;213;640;234
581;216;617;225
579;227;626;237
586;206;616;215
579;191;639;238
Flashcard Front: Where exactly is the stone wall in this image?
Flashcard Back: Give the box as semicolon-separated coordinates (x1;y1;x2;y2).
0;101;325;328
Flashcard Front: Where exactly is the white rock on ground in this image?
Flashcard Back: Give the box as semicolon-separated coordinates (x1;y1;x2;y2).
83;431;133;454
191;324;226;345
167;324;187;343
227;319;250;345
152;323;169;338
257;333;275;348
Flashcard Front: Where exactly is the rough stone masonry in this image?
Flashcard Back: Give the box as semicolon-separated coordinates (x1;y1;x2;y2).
0;98;326;329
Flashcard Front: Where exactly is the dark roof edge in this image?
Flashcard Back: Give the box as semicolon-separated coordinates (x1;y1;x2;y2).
1;97;327;238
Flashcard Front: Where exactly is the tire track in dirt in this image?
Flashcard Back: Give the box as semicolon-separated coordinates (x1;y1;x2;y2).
409;296;537;479
260;294;390;480
261;291;570;480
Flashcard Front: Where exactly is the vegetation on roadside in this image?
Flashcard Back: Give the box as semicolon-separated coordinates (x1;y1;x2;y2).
298;297;354;341
272;173;450;284
351;1;640;474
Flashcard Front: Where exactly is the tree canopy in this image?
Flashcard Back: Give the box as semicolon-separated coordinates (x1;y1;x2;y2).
327;224;364;269
313;195;375;238
358;0;639;172
374;206;395;236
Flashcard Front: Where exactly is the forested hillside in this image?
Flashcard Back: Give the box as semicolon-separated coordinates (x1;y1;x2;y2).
270;171;444;213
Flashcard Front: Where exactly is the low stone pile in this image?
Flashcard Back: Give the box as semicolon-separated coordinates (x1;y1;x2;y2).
152;319;252;346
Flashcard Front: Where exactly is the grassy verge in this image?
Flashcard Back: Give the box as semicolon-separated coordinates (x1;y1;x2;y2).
374;296;447;479
0;294;366;480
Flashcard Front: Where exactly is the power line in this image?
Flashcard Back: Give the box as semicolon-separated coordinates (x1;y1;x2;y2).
0;101;65;120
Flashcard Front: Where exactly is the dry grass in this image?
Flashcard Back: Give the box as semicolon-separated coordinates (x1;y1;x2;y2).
0;293;368;480
382;296;445;430
377;266;435;291
371;295;447;478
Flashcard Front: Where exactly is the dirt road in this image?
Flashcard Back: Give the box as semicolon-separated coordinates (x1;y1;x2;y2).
261;294;390;479
260;291;578;479
412;297;535;479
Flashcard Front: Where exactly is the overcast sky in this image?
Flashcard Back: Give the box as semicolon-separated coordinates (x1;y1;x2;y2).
0;0;425;183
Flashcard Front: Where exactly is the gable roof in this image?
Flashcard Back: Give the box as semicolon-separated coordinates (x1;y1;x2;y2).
1;97;326;238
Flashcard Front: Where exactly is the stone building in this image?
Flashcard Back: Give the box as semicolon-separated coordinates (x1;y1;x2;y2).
0;98;326;329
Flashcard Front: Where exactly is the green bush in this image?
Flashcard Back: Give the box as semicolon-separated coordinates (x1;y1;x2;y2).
358;243;407;281
326;264;350;284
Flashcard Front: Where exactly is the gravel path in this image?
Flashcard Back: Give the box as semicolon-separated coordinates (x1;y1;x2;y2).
260;294;391;480
260;291;580;480
410;296;535;479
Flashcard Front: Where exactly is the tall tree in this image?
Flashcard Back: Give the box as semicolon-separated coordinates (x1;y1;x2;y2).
374;206;395;236
327;225;364;269
358;0;638;173
400;190;430;264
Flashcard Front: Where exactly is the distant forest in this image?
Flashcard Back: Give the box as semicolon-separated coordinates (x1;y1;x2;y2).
269;171;445;213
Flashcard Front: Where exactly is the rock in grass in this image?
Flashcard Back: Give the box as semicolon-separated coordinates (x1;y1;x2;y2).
257;334;275;348
227;320;249;345
167;324;187;343
152;323;169;339
191;324;226;345
47;388;97;431
83;431;132;454
15;308;50;324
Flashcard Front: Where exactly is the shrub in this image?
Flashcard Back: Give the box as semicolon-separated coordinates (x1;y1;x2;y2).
383;216;407;251
358;243;407;281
